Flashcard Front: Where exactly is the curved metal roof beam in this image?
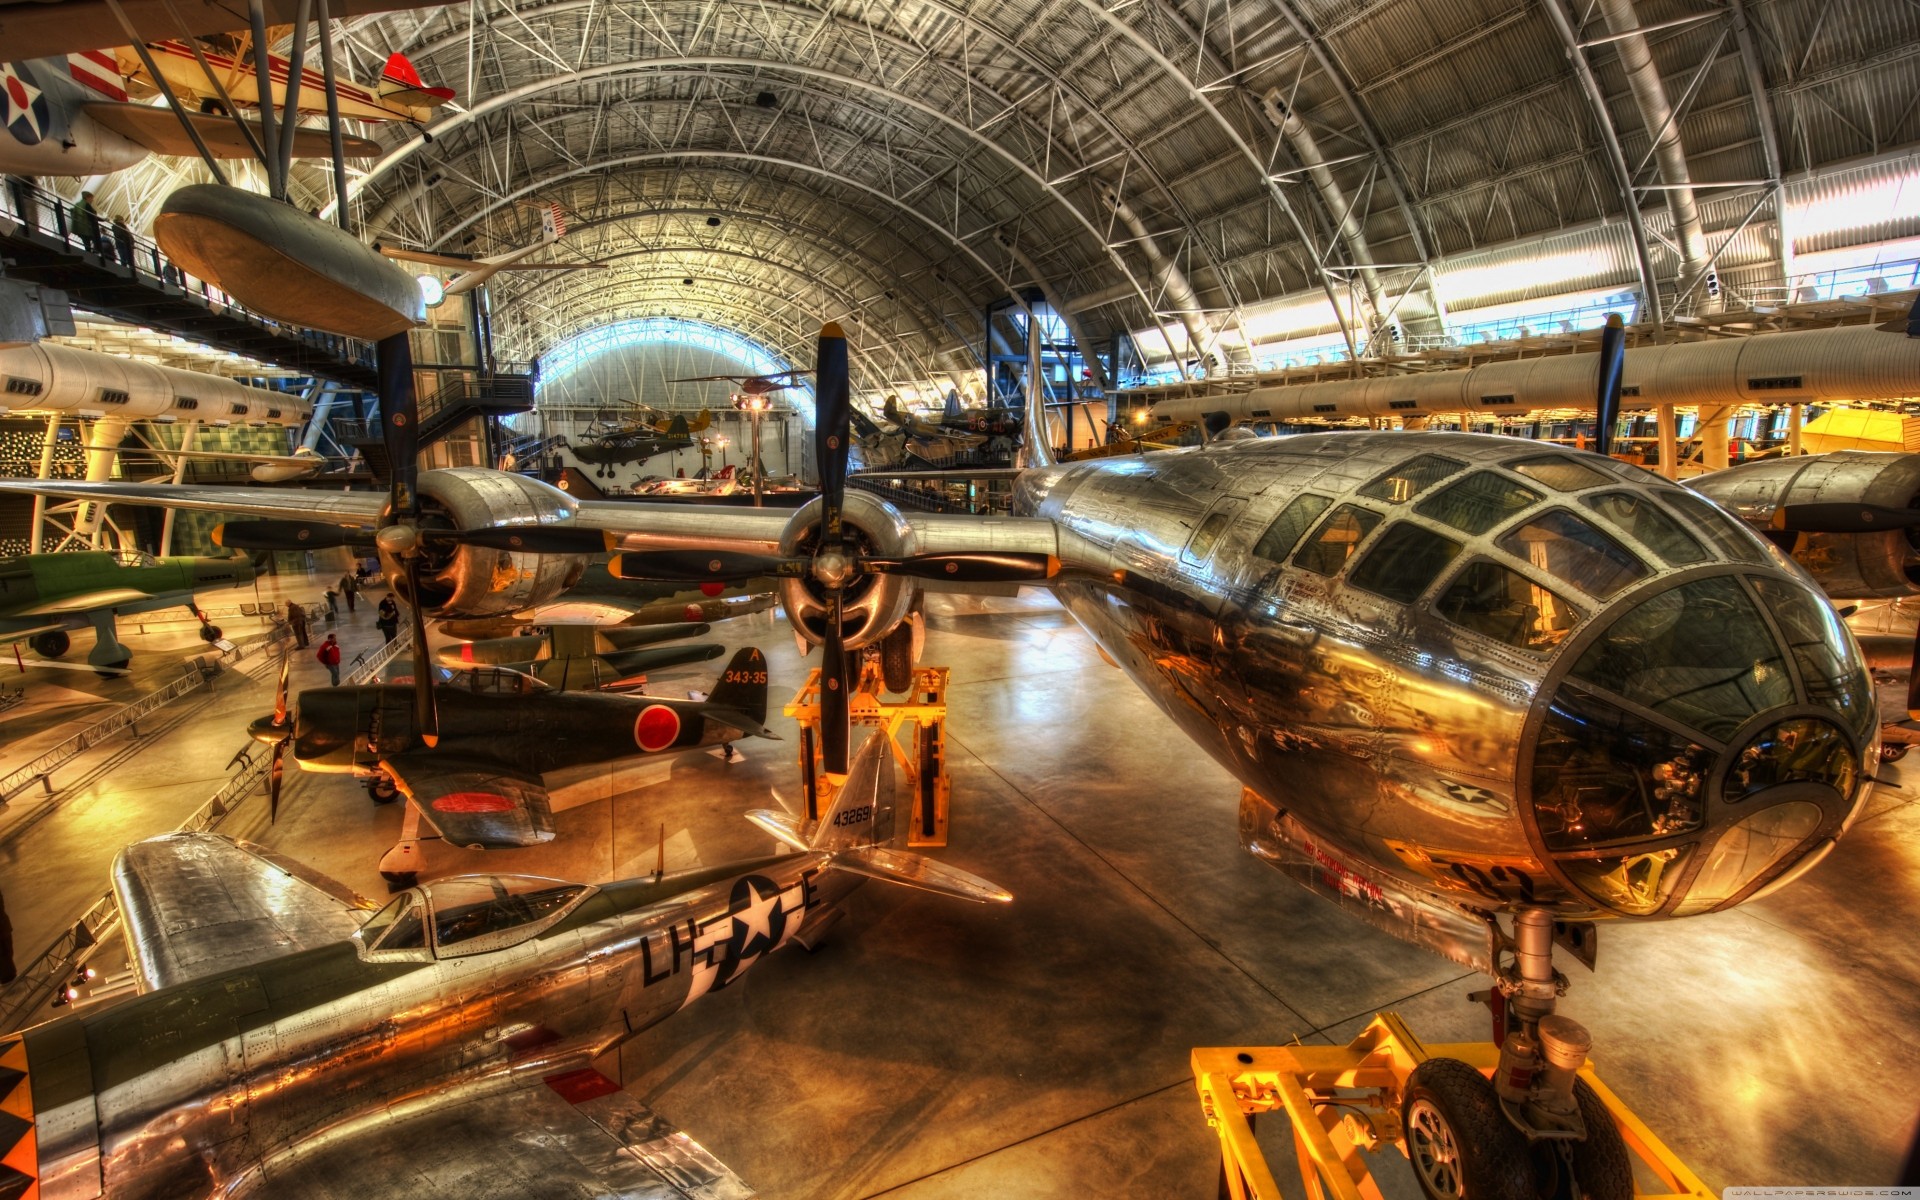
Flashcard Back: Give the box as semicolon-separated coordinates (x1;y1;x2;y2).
330;58;1177;358
508;244;955;382
513;203;981;366
515;260;930;387
381;0;1245;332
517;298;817;374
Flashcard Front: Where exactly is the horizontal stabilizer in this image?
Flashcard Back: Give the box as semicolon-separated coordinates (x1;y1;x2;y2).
745;809;809;852
382;85;456;107
379;245;479;270
831;845;1012;904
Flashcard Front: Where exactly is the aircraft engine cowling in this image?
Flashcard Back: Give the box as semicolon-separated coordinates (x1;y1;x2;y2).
1690;450;1920;599
380;467;590;616
778;490;916;652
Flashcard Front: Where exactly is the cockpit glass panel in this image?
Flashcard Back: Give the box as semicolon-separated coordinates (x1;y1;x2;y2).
427;876;589;954
1532;685;1712;851
1748;577;1878;739
1580;492;1707;566
1357;455;1467;504
1349;524;1463;603
1253;494;1332;563
1183;509;1235;565
1415;471;1543;535
1569;575;1794;741
1559;847;1691;917
1436;560;1582;653
1498;510;1649;599
374;896;427;951
1661;491;1775;565
1294;504;1383;576
1670;801;1824;916
1509;455;1612;492
1722;718;1858;805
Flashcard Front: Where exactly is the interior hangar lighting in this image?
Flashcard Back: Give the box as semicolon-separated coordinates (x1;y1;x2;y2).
416;274;446;308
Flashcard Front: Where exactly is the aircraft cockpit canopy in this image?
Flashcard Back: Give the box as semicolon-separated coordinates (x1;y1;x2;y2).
354;874;596;960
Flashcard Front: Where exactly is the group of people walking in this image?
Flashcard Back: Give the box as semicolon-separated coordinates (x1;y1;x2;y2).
283;570;403;687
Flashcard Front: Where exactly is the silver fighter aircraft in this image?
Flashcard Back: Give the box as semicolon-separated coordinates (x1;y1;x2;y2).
2;733;1007;1199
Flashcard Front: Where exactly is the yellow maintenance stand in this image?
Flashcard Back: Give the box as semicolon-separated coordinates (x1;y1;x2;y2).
783;657;951;845
1194;1013;1713;1200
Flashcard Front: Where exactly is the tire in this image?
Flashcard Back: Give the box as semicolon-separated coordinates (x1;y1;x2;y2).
1401;1059;1535;1200
199;623;223;643
30;631;71;658
1566;1078;1634;1200
367;777;400;804
1881;743;1908;763
881;622;914;694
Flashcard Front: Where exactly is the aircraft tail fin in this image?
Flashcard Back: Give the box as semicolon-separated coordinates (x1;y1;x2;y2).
542;202;565;243
705;646;768;729
665;413;690;437
883;395;902;423
379;52;456;105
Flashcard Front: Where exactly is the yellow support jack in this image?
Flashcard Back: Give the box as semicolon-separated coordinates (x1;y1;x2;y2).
783;660;952;846
1193;1013;1714;1200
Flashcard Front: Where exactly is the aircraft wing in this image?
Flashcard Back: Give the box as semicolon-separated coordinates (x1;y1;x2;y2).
495;262;609;271
82;103;385;159
0;479;390;526
13;587;156;614
233;1064;753;1200
379;246;481;270
112;833;370;993
380;754;557;849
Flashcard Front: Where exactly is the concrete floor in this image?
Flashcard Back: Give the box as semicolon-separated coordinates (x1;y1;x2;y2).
3;570;1918;1196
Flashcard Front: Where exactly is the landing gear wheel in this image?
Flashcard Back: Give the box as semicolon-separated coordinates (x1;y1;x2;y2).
29;631;70;658
1546;1079;1634;1200
881;623;914;694
367;778;400;804
1880;743;1908;763
198;623;223;643
1401;1059;1535;1200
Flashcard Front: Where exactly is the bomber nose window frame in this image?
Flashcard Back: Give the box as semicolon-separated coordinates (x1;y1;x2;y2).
1580;491;1707;567
1253;493;1333;563
1507;454;1614;492
1435;558;1583;654
1498;508;1649;599
1357;454;1467;504
1293;503;1384;576
1348;523;1463;603
1415;470;1544;535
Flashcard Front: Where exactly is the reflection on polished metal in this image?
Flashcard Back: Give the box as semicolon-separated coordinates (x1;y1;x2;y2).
12;735;1005;1198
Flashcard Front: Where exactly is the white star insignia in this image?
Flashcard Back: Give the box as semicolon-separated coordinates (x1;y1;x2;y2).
733;880;779;945
2;65;45;143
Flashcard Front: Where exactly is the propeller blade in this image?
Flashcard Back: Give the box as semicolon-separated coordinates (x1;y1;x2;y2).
405;555;439;748
819;592;849;776
607;550;802;582
815;323;851;537
269;739;286;824
273;653;290;726
376;332;420;519
213;520;357;551
1773;503;1920;535
431;526;613;554
1593;312;1626;458
865;553;1061;584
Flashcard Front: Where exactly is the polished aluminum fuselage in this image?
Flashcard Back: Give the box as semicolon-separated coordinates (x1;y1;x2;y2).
1013;431;1875;920
22;854;848;1199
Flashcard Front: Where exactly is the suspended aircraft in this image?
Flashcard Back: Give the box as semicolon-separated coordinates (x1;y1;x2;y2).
118;39;454;129
0;548;247;670
90;442;328;483
6;195;1890;1196
1;733;1007;1198
668;368;811;395
861;398;986;465
376;203;607;299
0;52;381;176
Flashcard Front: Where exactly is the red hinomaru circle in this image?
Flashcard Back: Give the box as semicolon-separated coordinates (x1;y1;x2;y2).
635;704;682;752
683;603;704;622
699;582;724;597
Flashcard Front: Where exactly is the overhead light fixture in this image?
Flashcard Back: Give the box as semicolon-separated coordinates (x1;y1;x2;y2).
707;216;721;227
756;91;777;108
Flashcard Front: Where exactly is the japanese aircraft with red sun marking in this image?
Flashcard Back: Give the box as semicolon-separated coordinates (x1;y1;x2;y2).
244;645;775;888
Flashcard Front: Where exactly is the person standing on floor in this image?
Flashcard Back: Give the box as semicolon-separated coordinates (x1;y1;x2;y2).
323;587;339;616
375;594;399;643
317;633;342;685
287;599;309;648
340;572;359;612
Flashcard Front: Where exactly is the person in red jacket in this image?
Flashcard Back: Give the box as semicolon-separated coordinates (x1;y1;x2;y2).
317;633;343;685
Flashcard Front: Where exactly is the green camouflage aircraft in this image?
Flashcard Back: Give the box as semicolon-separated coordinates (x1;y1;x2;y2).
0;549;253;671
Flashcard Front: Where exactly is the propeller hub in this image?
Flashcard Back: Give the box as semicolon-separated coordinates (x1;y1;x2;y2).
376;524;421;556
246;713;290;743
813;549;855;589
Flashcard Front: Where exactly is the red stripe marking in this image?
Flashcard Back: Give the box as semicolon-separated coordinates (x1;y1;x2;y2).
545;1068;622;1105
433;792;515;813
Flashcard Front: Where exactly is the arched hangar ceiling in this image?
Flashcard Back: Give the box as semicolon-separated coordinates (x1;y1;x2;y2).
43;0;1920;386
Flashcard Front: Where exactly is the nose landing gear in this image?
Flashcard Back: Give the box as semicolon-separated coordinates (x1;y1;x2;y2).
1194;909;1708;1200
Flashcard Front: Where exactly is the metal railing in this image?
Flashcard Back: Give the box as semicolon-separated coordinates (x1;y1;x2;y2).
347;626;412;684
0;663;210;803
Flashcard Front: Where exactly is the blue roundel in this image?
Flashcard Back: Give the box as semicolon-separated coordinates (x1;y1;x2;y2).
2;63;52;148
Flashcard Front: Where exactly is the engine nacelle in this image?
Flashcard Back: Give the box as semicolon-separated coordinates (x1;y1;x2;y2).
379;468;589;616
1690;450;1920;599
777;490;917;651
